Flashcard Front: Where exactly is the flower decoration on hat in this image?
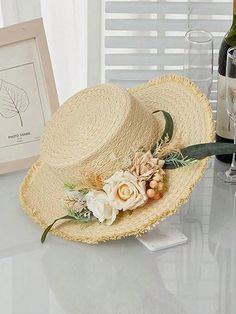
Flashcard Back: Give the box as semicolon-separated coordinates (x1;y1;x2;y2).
41;110;236;243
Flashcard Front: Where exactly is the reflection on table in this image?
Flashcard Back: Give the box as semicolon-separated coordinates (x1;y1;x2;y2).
0;159;236;314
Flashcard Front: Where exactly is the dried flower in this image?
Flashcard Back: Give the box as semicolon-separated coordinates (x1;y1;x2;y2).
131;150;159;181
79;172;104;190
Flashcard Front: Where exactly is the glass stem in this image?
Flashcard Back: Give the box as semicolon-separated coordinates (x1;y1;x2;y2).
231;121;236;171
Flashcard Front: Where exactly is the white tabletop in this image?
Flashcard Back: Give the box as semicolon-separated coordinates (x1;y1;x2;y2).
0;158;235;314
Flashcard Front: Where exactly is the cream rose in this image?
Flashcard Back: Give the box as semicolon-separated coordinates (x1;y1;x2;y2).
131;150;159;181
85;190;118;225
103;171;148;211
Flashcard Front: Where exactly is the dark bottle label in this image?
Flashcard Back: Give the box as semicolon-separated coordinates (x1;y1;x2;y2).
215;133;233;163
216;39;234;163
216;39;234;142
218;40;230;76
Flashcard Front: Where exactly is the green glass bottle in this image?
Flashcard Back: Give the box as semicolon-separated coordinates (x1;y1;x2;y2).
216;0;236;163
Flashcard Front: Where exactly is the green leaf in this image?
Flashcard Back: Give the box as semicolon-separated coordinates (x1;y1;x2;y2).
181;143;236;160
41;215;76;243
151;110;174;154
77;188;89;195
154;110;174;143
67;207;96;222
64;183;76;191
164;154;197;169
163;143;236;169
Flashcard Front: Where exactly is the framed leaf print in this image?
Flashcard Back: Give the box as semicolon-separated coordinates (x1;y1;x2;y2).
0;18;58;174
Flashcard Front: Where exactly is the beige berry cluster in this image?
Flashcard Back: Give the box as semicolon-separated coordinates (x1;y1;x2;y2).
146;168;165;200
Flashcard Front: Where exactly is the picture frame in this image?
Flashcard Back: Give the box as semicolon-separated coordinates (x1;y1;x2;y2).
0;18;58;175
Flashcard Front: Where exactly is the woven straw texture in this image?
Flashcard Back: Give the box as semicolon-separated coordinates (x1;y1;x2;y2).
19;75;214;244
40;84;159;183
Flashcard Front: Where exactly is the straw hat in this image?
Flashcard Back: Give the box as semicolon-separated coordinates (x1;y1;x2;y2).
19;75;214;244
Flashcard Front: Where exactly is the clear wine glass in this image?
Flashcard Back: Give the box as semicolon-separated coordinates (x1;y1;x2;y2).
218;46;236;183
184;29;213;98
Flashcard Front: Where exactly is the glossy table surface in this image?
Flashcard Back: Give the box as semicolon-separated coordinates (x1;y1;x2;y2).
0;159;236;314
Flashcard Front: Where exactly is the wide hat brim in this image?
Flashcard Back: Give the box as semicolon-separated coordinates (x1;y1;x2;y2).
19;75;214;244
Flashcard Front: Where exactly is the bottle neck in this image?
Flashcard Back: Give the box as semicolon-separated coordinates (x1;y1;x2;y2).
232;16;236;31
227;0;236;42
232;0;236;28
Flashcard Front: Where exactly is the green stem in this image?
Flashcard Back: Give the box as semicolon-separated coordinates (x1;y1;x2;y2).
41;215;76;243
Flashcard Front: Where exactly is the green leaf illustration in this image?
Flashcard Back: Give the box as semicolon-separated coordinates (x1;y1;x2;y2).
0;79;29;127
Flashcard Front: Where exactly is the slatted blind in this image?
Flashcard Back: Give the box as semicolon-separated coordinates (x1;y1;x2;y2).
103;0;233;117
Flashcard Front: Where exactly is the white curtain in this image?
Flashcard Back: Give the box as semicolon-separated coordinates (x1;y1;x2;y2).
40;0;87;103
0;0;41;25
0;2;3;26
0;0;88;104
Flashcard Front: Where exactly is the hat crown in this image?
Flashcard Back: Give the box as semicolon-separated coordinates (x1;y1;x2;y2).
41;84;159;184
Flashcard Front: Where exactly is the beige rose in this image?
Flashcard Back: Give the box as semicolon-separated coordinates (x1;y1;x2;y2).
103;171;148;211
131;150;163;181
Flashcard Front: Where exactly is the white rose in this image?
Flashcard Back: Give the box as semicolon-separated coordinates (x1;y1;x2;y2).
103;171;148;211
85;190;118;225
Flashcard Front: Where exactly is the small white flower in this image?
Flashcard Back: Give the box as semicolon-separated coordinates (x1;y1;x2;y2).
103;171;148;211
121;155;133;169
65;190;82;201
85;190;118;225
73;199;86;212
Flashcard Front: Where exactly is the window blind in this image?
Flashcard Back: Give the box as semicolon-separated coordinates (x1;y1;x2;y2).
103;0;233;117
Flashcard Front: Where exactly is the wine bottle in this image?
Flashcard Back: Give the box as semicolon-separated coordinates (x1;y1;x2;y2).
216;0;236;163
